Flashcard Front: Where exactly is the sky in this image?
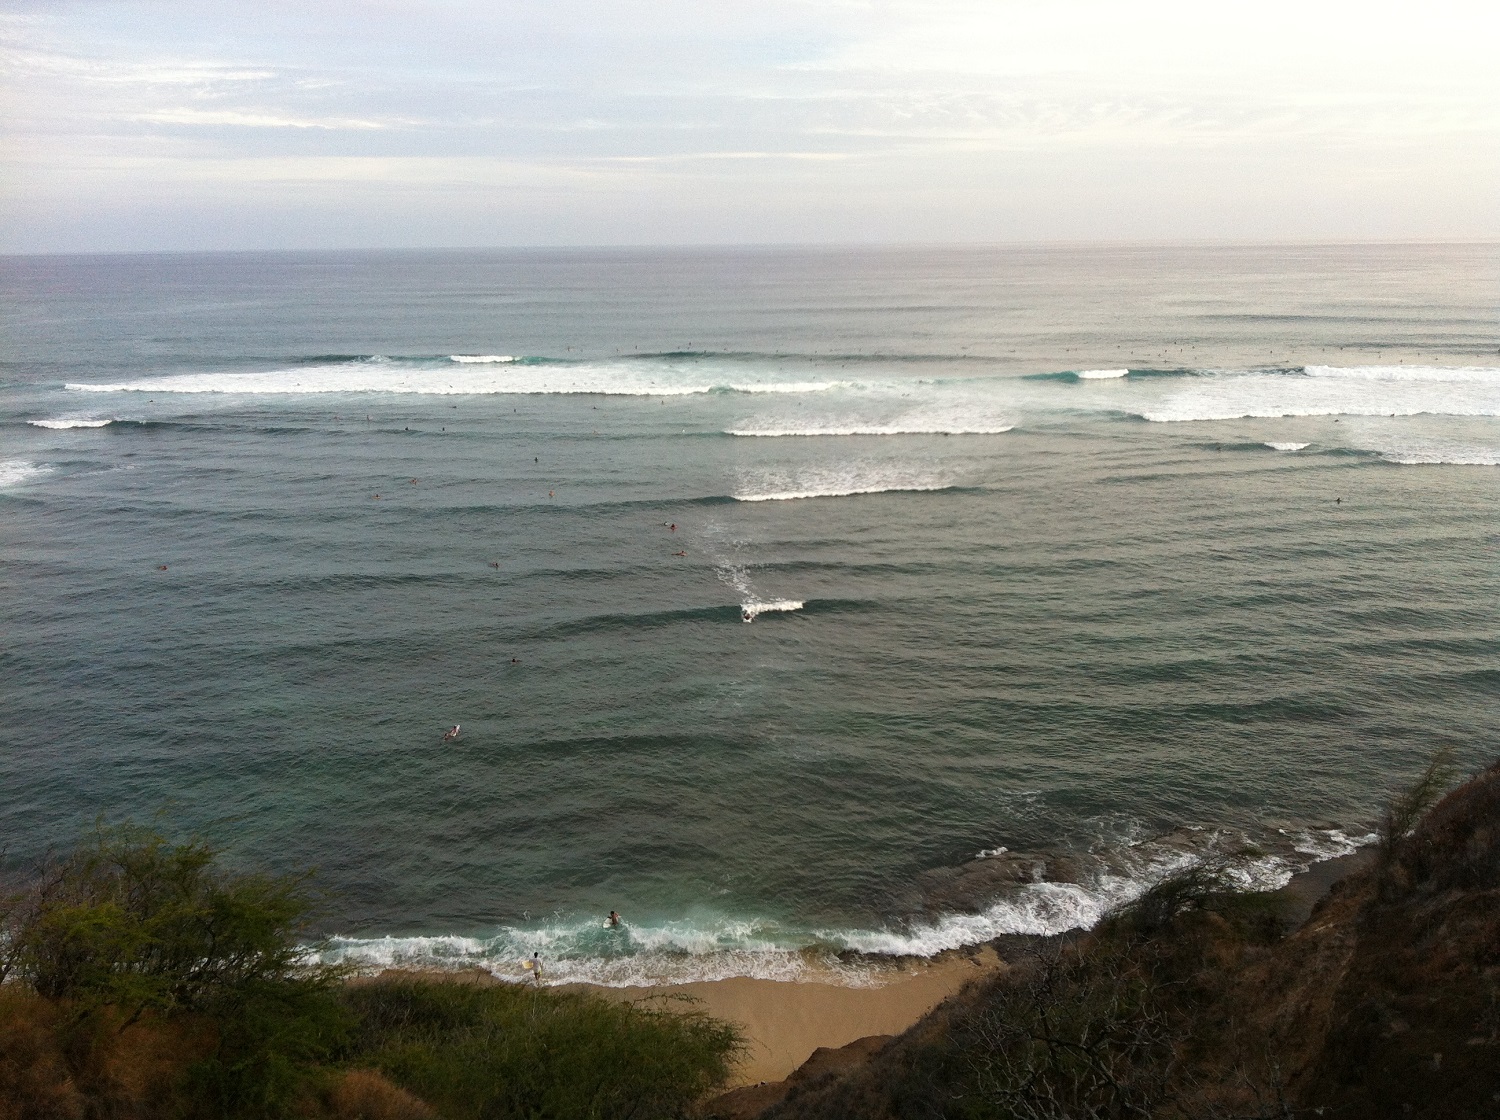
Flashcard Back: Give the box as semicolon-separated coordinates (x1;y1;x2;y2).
2;0;1497;252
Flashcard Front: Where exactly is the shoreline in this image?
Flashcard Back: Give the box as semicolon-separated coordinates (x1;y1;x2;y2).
353;847;1377;1089
577;945;1003;1085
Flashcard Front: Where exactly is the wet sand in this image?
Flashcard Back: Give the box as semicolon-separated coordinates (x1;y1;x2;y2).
581;947;1002;1085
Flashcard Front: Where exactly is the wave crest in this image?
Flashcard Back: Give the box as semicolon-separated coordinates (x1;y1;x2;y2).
317;826;1376;986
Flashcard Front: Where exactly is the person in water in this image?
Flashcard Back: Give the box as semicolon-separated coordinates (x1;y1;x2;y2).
529;952;543;984
606;911;621;927
443;724;460;741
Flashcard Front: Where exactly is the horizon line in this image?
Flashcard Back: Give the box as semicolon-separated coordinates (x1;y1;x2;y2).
4;235;1499;260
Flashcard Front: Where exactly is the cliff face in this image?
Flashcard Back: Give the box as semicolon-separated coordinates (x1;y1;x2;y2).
1277;761;1500;1117
758;761;1500;1120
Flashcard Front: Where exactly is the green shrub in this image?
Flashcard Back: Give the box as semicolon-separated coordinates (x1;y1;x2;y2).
342;979;742;1120
1;822;349;1119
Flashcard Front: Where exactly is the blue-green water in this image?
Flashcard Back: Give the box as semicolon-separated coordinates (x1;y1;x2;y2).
2;244;1497;984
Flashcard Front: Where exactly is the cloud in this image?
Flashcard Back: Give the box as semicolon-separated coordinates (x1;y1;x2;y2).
0;0;1496;249
129;109;390;130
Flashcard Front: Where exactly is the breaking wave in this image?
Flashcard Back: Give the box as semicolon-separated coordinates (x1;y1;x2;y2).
735;484;953;502
726;424;1013;437
740;599;805;621
27;418;114;429
63;355;851;398
0;460;50;489
1139;364;1500;422
732;464;957;503
317;826;1376;986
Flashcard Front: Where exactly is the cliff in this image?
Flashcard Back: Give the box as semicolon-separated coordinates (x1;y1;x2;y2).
732;759;1500;1120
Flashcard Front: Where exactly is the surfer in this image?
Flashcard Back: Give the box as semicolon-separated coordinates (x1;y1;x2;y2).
606;911;620;928
529;952;544;985
442;724;460;742
742;609;753;623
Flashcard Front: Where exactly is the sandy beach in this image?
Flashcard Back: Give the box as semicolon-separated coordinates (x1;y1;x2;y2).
580;948;1002;1086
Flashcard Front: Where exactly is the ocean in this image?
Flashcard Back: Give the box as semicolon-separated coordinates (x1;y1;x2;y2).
2;242;1497;985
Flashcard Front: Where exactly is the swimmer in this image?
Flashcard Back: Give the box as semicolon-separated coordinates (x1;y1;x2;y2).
510;657;520;664
669;523;676;532
742;609;753;623
156;564;168;571
549;490;554;498
442;724;461;742
410;478;418;484
489;561;500;568
673;550;686;557
606;910;620;927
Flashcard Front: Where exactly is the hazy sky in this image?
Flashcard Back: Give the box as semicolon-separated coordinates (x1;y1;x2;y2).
3;1;1497;251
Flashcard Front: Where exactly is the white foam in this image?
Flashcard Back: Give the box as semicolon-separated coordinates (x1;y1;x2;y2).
0;460;49;489
741;599;804;621
1140;365;1500;423
449;354;516;363
733;463;957;503
317;825;1377;987
27;418;113;429
726;424;1013;437
321;919;879;988
65;360;848;398
735;482;948;500
1265;441;1309;451
1076;368;1129;379
1283;828;1379;861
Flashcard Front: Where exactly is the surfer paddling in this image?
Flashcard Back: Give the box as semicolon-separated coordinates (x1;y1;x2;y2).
442;724;461;742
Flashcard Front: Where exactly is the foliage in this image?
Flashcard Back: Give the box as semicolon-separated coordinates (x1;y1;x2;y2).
1377;747;1456;861
0;821;350;1119
341;978;743;1120
1;821;330;1013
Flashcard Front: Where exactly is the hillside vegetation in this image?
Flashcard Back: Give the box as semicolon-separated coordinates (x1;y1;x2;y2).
0;824;740;1120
